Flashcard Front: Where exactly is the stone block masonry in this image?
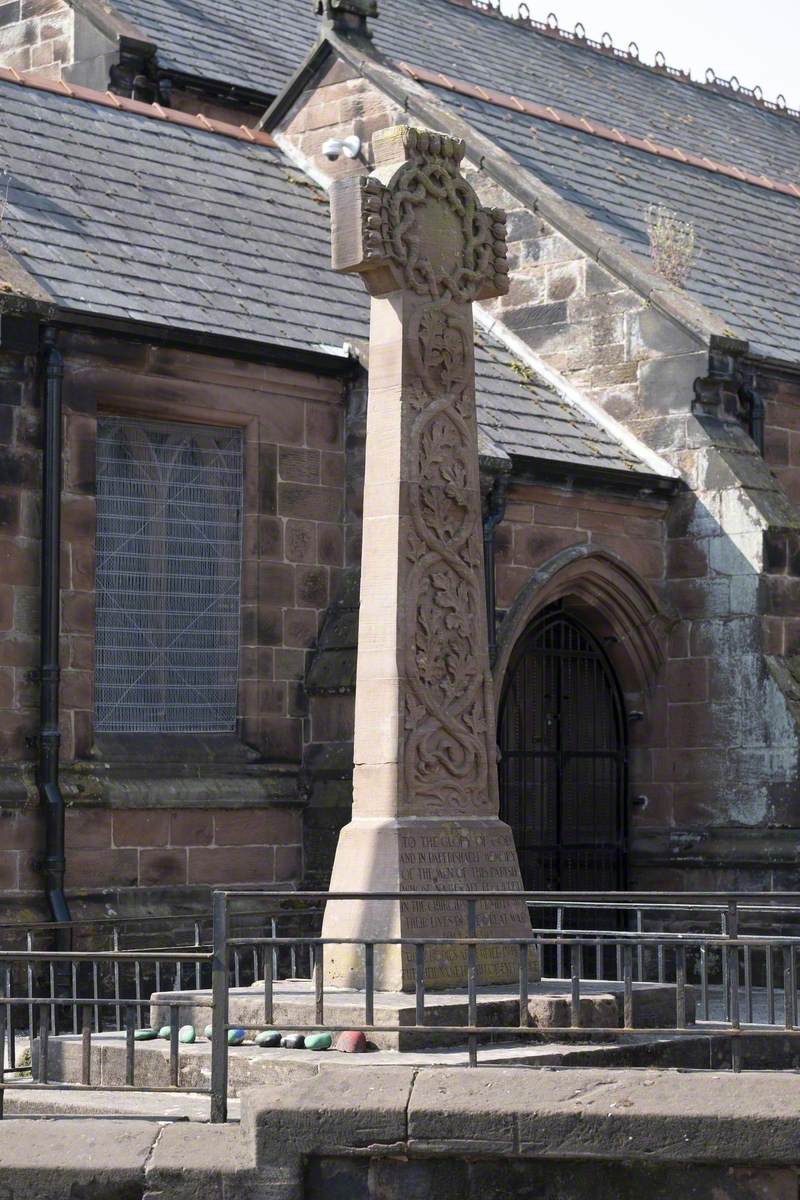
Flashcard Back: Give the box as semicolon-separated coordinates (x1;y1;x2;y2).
3;1069;800;1198
0;324;350;920
275;50;800;895
0;802;302;915
0;0;73;79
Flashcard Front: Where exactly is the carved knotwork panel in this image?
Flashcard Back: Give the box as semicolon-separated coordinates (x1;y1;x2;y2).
403;302;494;814
330;125;508;817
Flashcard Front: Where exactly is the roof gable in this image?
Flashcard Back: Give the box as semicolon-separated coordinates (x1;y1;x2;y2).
110;0;800;185
432;79;800;363
103;0;800;364
0;72;653;476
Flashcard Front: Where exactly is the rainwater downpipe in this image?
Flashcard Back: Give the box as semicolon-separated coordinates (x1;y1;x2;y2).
38;327;71;934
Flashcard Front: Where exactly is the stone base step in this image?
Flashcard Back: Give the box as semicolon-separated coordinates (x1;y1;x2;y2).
150;978;697;1050
38;1029;721;1097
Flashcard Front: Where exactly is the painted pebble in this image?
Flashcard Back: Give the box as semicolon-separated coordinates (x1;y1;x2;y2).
305;1032;332;1052
134;1028;158;1041
158;1026;172;1039
255;1030;282;1048
204;1024;213;1040
280;1033;305;1049
179;1025;196;1044
336;1030;367;1054
227;1028;246;1046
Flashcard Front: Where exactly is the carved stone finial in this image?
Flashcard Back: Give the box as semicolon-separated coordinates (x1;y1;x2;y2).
331;125;509;302
315;0;377;36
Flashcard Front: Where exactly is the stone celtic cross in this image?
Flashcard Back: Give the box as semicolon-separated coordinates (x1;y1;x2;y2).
322;126;535;991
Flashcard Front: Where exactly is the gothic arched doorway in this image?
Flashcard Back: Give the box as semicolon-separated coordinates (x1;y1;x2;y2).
498;604;628;892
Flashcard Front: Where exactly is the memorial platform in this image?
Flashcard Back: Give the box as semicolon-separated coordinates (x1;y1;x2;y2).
39;1026;718;1099
147;977;695;1051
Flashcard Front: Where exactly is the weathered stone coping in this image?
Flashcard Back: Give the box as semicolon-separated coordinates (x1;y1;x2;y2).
245;1066;800;1166
2;1068;800;1198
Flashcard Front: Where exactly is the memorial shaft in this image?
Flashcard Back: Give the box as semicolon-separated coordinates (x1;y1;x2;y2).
323;126;537;990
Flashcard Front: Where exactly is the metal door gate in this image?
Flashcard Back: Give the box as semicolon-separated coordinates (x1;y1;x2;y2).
498;605;627;892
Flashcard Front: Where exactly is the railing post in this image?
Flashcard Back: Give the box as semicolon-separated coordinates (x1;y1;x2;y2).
571;942;582;1028
210;891;229;1123
364;943;374;1027
313;943;324;1027
675;943;687;1029
113;928;121;1032
466;899;478;1068
518;942;529;1027
727;901;740;1029
169;1005;180;1088
125;1005;136;1086
0;988;6;1121
622;943;633;1028
263;939;274;1027
81;1005;92;1086
415;944;425;1027
38;1003;49;1084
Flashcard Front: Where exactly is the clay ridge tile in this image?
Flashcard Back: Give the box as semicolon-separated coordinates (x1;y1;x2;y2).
0;65;275;149
399;62;800;201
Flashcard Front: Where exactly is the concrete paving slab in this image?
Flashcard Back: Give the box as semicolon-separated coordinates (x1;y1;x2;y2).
244;1065;800;1167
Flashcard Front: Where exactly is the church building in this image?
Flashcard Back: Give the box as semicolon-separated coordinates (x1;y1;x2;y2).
0;0;799;926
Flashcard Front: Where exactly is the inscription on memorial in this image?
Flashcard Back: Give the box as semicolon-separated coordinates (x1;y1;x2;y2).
398;827;531;986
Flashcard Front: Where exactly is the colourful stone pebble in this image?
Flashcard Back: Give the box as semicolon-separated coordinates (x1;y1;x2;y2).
204;1024;213;1040
281;1033;305;1049
134;1028;158;1041
179;1025;196;1044
227;1028;246;1046
255;1030;282;1048
336;1030;367;1054
305;1032;332;1052
158;1026;171;1039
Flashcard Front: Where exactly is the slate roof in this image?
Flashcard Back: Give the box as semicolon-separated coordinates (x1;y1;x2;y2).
0;75;643;473
437;85;800;363
111;0;800;184
107;0;800;364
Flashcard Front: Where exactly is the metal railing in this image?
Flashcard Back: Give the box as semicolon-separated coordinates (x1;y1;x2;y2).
208;890;800;1121
0;901;319;1115
0;948;213;1116
2;891;800;1122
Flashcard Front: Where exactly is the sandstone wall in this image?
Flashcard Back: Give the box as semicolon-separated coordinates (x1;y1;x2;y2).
274;53;800;891
0;329;350;917
763;368;800;510
0;0;72;79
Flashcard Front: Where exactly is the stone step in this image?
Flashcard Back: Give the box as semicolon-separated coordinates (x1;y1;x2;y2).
149;977;696;1050
38;1028;719;1098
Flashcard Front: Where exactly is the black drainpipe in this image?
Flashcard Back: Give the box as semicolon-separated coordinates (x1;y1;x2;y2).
38;327;71;934
482;472;509;667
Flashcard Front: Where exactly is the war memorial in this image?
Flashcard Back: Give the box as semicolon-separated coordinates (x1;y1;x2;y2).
0;0;800;1195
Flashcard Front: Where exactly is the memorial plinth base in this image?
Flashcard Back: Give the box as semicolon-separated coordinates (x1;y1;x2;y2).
320;816;539;991
147;978;696;1053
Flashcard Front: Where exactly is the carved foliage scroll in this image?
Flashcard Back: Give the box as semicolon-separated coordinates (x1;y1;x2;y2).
333;126;509;815
403;301;494;814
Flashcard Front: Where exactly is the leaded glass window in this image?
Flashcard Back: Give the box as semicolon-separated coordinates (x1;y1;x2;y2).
94;418;243;733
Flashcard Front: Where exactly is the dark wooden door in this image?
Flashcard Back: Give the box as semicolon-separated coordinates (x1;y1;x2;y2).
498;606;627;893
